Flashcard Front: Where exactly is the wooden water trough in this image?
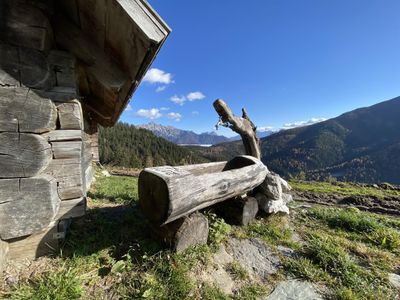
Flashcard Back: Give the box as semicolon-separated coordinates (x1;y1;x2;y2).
139;155;268;226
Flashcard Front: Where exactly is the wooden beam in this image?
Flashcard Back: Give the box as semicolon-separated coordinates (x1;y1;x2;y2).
0;176;60;240
0;132;52;178
43;157;84;200
0;1;53;51
56;197;86;220
0;86;57;133
57;101;83;130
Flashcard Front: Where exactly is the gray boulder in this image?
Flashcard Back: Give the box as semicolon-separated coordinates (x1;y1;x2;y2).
226;238;280;278
265;280;323;300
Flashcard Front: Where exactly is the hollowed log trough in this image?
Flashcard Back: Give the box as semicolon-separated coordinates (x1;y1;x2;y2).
139;155;268;226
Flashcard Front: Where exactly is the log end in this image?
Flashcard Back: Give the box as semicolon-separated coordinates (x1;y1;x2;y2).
139;170;170;225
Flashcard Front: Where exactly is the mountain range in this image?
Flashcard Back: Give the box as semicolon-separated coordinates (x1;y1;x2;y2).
137;122;274;145
137;122;230;145
194;96;400;184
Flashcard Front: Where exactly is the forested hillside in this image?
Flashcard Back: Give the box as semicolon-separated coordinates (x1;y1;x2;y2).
193;96;400;184
99;123;206;168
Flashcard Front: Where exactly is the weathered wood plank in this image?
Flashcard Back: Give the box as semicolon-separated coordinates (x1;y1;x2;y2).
0;239;8;272
48;51;76;89
43;157;84;200
150;213;209;252
0;1;53;51
0;43;20;86
0;176;60;240
139;155;268;225
57;101;83;130
0;87;57;133
0;133;52;178
56;197;86;220
51;141;82;159
7;222;59;261
43;130;82;142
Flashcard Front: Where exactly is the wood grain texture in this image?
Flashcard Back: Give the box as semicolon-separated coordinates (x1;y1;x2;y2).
0;43;20;86
51;141;82;159
0;132;52;178
215;196;258;226
44;130;82;142
56;197;86;220
0;176;60;240
150;212;209;252
0;87;57;133
57;101;83;130
48;50;76;89
139;155;268;225
43;158;84;200
7;222;59;261
0;239;8;272
214;99;261;159
0;1;53;51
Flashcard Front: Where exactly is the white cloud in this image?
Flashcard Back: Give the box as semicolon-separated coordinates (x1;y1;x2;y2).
170;91;206;106
192;111;199;115
156;85;167;92
282;117;327;129
135;108;162;120
258;126;274;132
170;95;187;106
187;91;205;101
160;107;170;111
167;112;182;122
143;68;173;84
124;104;132;112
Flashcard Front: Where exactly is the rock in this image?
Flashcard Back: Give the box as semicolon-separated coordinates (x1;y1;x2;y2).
256;193;289;215
213;245;234;266
388;273;400;289
282;193;293;204
259;173;282;200
277;245;295;258
279;177;292;193
200;245;235;294
202;267;235;294
101;170;111;177
226;238;280;278
265;280;323;300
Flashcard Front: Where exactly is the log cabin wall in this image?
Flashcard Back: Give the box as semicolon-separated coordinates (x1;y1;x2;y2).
0;0;93;270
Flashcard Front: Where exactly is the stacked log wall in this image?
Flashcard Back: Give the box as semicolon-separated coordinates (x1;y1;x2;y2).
0;1;97;269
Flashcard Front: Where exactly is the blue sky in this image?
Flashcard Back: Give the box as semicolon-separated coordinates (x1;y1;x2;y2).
120;0;400;137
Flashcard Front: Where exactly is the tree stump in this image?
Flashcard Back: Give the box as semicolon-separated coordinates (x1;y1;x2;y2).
150;212;209;252
215;196;258;226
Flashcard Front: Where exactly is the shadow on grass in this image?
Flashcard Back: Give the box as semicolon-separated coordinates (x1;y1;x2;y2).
86;191;135;204
61;203;163;262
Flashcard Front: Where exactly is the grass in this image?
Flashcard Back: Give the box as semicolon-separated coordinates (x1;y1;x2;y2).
2;173;400;299
87;175;138;205
284;206;400;299
290;180;400;198
9;264;82;300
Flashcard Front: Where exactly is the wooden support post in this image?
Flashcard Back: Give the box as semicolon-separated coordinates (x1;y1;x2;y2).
150;213;209;252
215;196;259;226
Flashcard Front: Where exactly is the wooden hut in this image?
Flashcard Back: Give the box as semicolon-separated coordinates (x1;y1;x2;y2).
0;0;170;270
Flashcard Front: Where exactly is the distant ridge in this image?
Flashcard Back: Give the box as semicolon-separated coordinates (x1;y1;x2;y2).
137;122;230;145
193;96;400;184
